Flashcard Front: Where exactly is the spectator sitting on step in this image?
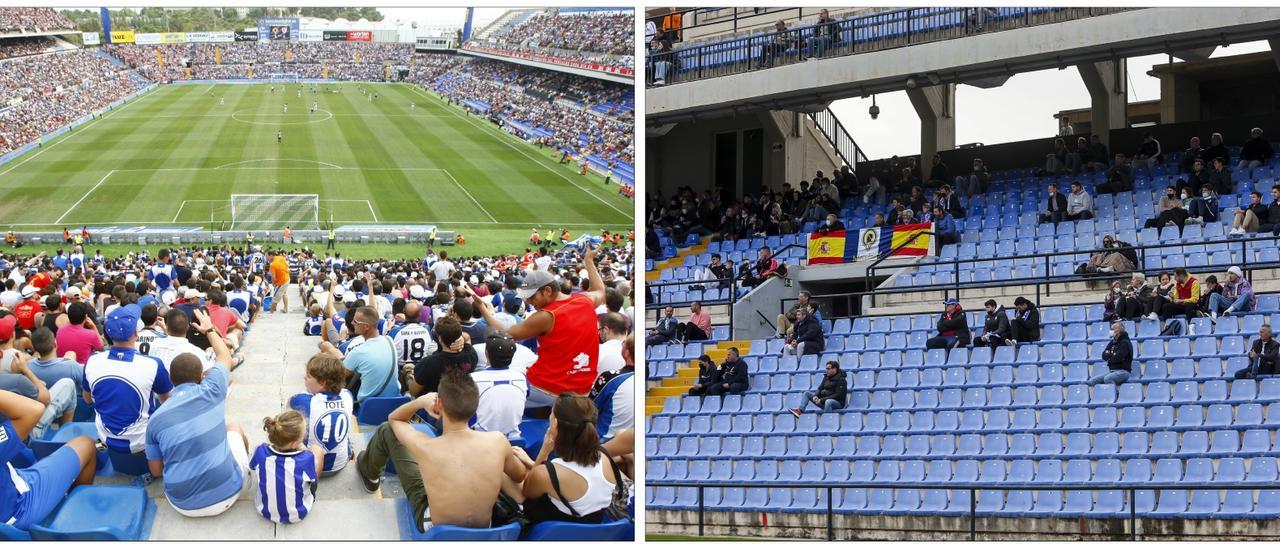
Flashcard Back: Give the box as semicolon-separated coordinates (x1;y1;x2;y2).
1133;131;1162;170
646;306;678;346
1234;324;1278;379
1237;127;1273;173
932;206;960;246
288;353;355;475
1184;184;1219;226
1090;321;1133;386
789;360;847;416
1144;186;1190;236
1208;156;1234;195
705;347;748;396
1010;297;1040;345
974;299;1011;349
925;298;970;351
145;345;249;518
785;305;824;356
0;390;98;532
679;301;710;343
687;354;719;398
1065;180;1094;221
1115;272;1155;321
355;369;528;533
1229;187;1280;237
1096;153;1132;194
1038;182;1069;224
1208;266;1255;320
776;291;813;339
249;410;323;524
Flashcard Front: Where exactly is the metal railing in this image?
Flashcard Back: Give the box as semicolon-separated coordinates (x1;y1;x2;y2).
645;7;1133;88
807;107;868;169
647;276;739;335
776;233;1280;318
646;480;1269;541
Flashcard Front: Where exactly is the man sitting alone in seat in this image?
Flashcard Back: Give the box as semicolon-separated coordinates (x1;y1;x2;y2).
789;360;847;416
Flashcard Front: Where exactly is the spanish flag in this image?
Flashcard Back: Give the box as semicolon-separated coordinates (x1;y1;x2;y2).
808;229;848;265
889;222;933;257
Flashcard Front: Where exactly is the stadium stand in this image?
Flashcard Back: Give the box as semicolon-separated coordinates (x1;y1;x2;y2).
646;107;1280;542
0;8;74;34
468;8;633;71
0;240;635;539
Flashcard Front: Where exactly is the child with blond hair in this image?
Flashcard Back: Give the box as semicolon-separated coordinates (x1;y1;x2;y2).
249;410;323;523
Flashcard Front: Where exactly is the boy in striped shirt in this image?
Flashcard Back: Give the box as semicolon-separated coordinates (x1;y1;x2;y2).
249;410;323;524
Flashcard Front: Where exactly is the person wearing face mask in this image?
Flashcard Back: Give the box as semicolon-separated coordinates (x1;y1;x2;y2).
1116;272;1155;320
1103;280;1126;323
1185;184;1219;225
1076;234;1136;275
1090;322;1133;386
1144;186;1190;236
815;213;845;234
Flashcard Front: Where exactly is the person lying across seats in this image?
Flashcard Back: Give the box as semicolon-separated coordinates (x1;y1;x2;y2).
1076;234;1137;275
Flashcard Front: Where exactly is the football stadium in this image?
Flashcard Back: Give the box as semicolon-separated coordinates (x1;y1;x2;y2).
0;6;635;541
645;7;1280;541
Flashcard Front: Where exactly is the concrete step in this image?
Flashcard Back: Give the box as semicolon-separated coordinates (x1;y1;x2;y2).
649;385;689;398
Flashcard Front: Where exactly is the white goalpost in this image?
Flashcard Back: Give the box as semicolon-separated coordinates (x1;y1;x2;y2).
230;194;320;230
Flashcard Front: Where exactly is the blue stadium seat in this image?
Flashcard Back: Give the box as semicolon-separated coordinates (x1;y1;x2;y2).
27;486;155;541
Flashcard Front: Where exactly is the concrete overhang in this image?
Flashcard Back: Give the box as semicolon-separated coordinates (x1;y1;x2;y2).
647;7;1280;126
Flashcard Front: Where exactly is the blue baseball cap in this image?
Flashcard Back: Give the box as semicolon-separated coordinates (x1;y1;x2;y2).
943;298;959;306
105;304;141;342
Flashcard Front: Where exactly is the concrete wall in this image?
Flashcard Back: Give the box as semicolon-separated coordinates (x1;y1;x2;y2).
649;110;840;198
732;274;796;340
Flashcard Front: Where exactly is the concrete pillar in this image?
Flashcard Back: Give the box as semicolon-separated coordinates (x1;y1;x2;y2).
1076;59;1127;147
1157;72;1201;124
906;83;956;181
1270;38;1280;72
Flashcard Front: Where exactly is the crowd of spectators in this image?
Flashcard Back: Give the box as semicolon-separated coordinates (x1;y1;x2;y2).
496;12;632;55
0;50;146;155
0;8;74;33
0;36;58;61
103;43;415;84
0;235;636;532
411;56;634;165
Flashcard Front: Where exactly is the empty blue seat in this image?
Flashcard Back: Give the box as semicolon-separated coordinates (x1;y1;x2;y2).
27;486;155;541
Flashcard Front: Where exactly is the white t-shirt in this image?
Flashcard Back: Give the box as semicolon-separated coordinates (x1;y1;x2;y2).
430;260;454;281
146;335;218;372
597;338;626;376
473;342;537;377
605;375;634;438
471;367;527;438
391;323;435;364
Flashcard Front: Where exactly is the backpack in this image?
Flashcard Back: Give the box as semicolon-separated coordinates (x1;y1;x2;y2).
1159;320;1183;337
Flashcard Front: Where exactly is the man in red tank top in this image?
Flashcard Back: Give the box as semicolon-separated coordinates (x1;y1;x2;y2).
473;247;607;412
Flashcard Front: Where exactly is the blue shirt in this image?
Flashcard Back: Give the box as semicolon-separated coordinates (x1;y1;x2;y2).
341;336;399;401
144;363;243;511
0;419;26;525
84;347;173;454
30;356;83;393
249;444;317;523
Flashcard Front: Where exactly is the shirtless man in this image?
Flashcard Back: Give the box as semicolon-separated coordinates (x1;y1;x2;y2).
355;369;527;532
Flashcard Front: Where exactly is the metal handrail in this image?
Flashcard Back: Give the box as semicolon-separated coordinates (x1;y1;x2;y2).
806;108;868;169
645;7;1133;88
646;480;1271;541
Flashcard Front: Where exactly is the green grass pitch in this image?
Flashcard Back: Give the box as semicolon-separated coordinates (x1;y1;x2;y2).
0;81;633;258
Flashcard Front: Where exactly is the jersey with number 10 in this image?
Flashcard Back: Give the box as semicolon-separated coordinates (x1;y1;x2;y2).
288;390;354;473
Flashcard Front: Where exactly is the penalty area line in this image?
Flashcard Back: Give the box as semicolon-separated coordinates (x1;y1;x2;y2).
55;170;115;225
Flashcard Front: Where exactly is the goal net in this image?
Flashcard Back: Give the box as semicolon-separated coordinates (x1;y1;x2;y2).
268;73;303;84
230;194;320;230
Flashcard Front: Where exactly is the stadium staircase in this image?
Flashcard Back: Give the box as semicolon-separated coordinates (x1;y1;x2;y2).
647;235;709;283
646;339;754;417
472;8;544;42
88;47;130;69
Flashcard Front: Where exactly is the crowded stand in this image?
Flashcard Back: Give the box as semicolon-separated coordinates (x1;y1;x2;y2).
0;50;146;155
0;37;61;61
102;42;415;84
0;8;74;34
471;10;633;71
0;236;636;539
646;121;1280;526
415;56;634;167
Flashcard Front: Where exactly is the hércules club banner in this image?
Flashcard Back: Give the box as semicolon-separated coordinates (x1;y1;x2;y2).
808;223;934;264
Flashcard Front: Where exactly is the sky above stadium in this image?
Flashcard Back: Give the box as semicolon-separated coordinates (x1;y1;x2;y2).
832;40;1273;160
